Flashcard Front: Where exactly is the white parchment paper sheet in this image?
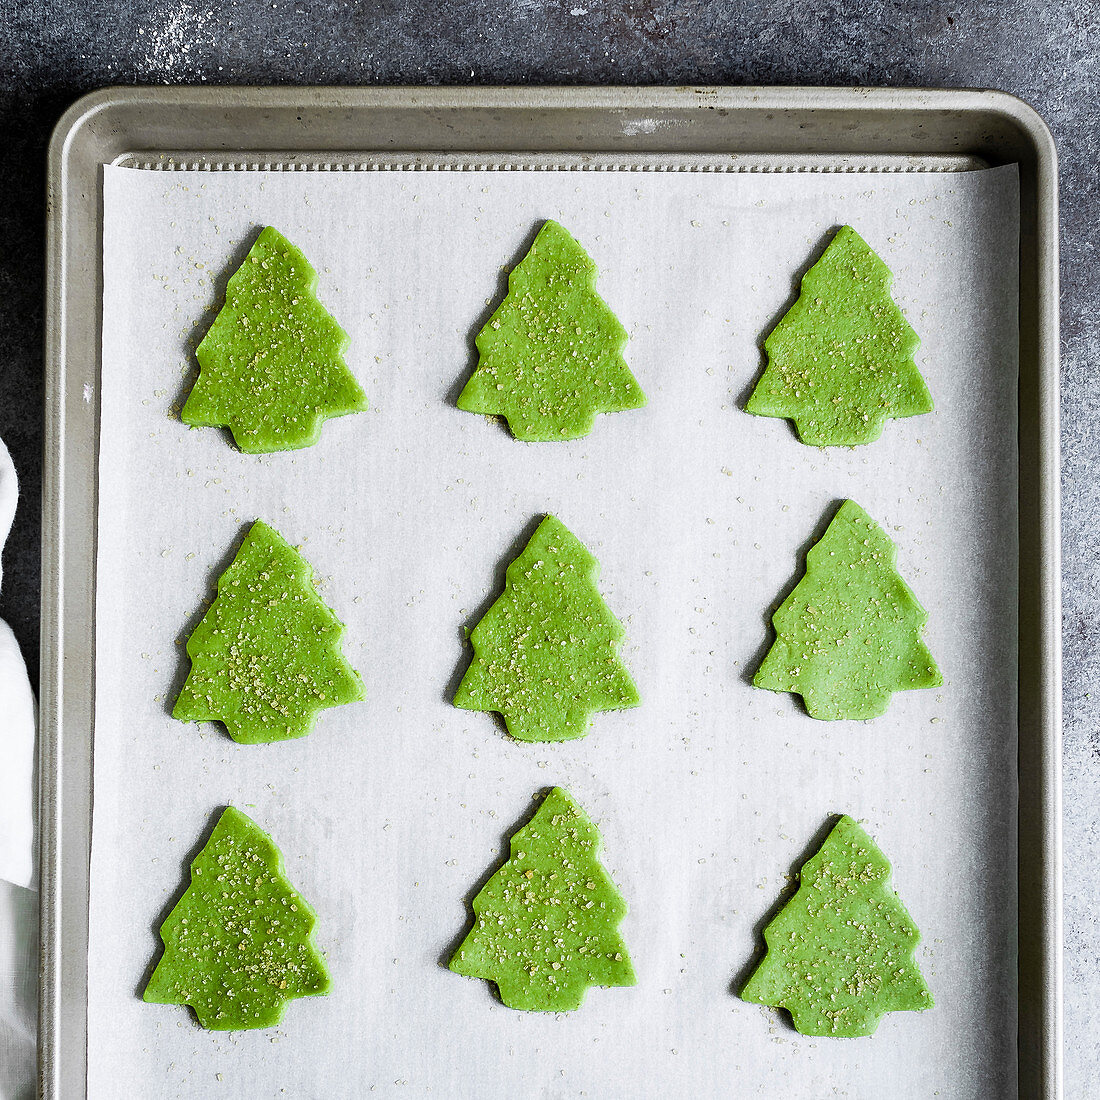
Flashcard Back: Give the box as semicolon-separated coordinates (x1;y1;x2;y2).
92;162;1020;1099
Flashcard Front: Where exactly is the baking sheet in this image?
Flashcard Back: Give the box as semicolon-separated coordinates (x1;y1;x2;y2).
92;161;1020;1099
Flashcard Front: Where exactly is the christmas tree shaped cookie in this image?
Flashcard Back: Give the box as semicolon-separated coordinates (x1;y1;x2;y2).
454;515;639;741
183;226;367;453
755;500;941;720
144;807;330;1030
745;226;933;446
174;519;364;743
457;220;645;441
450;787;635;1011
741;815;932;1036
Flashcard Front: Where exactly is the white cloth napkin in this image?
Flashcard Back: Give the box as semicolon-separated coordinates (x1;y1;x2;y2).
0;436;38;1100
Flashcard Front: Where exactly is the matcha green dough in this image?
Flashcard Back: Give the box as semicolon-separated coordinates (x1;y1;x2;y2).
173;519;364;743
745;225;933;446
754;499;941;720
182;226;367;453
454;515;639;742
741;814;932;1037
144;807;330;1030
450;787;635;1012
457;220;646;441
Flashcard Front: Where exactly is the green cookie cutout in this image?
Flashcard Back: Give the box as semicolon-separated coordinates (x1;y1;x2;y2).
755;499;941;721
144;807;330;1030
450;787;635;1012
457;220;646;441
454;515;639;742
174;519;364;743
183;226;368;453
745;225;933;447
742;814;932;1037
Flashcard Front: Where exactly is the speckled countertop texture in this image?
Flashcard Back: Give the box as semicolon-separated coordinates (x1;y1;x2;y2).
1;0;1096;1088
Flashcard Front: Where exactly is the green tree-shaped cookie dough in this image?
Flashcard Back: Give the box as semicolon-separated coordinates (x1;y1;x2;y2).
454;515;639;742
457;220;646;441
745;225;933;446
183;226;368;453
755;499;941;720
144;806;330;1030
450;787;635;1011
174;519;364;743
741;814;932;1036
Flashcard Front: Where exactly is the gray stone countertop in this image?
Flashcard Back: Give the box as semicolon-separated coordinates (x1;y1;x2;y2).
1;0;1095;1092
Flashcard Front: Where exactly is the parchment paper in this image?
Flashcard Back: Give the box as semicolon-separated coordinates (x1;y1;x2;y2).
92;162;1020;1099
